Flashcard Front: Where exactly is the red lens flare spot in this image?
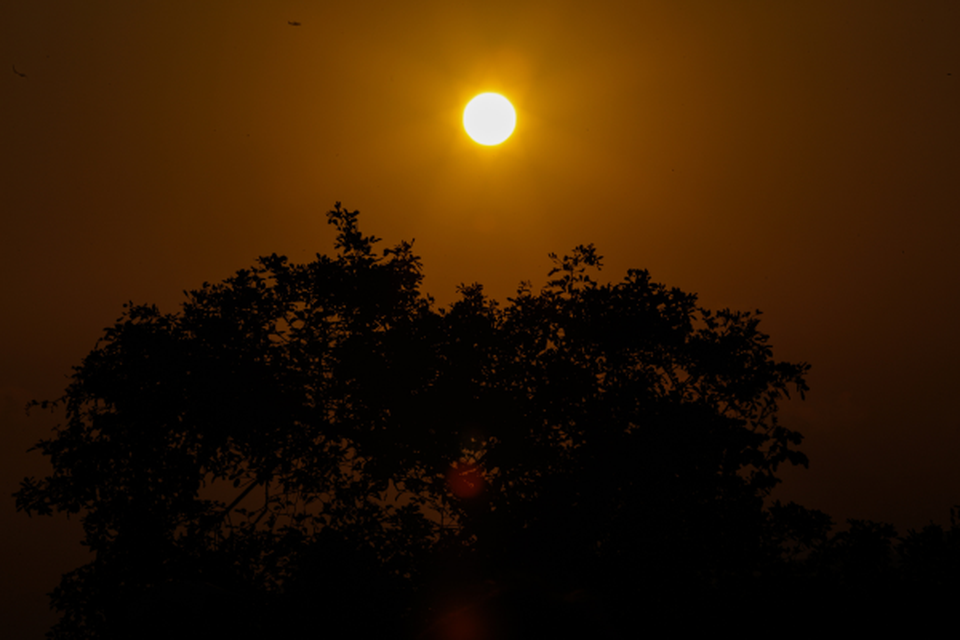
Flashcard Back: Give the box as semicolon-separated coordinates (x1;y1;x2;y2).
446;460;485;499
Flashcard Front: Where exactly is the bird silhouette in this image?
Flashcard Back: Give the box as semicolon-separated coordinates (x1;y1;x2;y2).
12;65;26;78
288;21;301;26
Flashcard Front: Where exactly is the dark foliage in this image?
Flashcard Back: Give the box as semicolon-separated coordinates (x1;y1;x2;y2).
20;203;953;638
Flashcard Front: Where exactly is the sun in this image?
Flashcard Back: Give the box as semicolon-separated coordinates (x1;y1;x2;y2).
463;93;516;145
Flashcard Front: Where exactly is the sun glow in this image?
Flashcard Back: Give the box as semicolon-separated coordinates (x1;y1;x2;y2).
463;93;516;145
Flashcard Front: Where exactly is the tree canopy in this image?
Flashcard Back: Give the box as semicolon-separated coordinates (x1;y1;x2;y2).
17;203;822;638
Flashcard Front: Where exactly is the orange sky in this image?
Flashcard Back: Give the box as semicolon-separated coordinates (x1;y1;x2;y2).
3;1;959;636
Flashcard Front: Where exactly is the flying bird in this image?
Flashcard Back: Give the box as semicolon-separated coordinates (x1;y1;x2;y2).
12;65;26;78
288;21;301;26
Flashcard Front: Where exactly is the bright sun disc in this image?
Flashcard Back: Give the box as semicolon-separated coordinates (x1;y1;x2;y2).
463;93;516;145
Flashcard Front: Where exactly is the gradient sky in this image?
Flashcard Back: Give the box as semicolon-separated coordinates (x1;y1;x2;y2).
3;1;959;636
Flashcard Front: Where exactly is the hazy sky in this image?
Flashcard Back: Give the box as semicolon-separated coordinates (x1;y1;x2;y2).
3;1;959;636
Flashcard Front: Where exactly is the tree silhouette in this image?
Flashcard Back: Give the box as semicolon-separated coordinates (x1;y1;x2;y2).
16;203;815;638
771;508;960;631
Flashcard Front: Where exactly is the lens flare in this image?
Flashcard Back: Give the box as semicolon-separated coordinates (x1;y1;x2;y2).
446;460;485;499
